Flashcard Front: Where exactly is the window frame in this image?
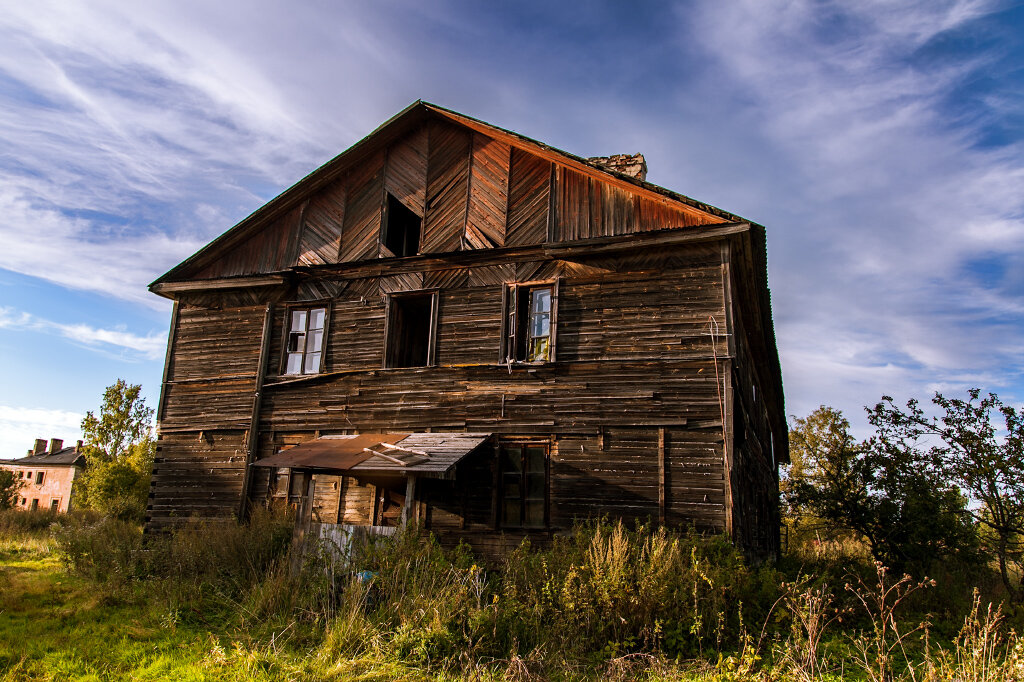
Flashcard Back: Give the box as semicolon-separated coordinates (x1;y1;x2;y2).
278;302;332;376
34;471;43;485
500;279;559;364
383;289;439;369
495;439;550;530
380;191;422;258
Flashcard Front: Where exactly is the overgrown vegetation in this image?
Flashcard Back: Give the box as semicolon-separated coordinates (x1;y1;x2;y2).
4;386;1024;679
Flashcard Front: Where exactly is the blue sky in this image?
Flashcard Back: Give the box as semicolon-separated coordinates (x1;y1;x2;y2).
1;0;1022;456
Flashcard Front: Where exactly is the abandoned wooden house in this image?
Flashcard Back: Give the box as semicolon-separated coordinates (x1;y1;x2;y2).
147;101;786;559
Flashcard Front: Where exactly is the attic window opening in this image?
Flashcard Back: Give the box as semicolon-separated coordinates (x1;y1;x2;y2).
283;307;327;375
385;292;437;368
382;193;421;258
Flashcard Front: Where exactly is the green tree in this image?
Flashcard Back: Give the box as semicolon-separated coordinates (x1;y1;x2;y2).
0;469;23;510
787;405;976;574
77;380;155;523
868;390;1024;598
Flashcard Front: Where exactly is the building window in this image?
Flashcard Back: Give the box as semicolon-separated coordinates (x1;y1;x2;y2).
20;497;26;506
385;292;438;368
283;306;327;375
30;499;38;511
382;192;421;258
50;499;59;511
35;471;44;485
499;442;548;529
503;282;558;363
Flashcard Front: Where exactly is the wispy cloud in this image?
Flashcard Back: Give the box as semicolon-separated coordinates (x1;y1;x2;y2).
0;405;83;460
0;306;165;359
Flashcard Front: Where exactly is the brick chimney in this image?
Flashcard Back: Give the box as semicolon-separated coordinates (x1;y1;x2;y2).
77;440;84;450
49;438;63;454
587;153;647;181
34;438;47;455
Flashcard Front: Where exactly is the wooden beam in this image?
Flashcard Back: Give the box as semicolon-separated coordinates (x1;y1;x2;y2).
658;427;666;525
238;303;274;521
156;300;179;427
402;474;417;526
150;274;288;296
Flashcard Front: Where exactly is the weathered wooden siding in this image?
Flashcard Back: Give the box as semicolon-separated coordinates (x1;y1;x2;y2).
464;135;510;249
298;181;346;266
422;121;471;253
506;148;550;246
193;204;302;279
340;149;385;262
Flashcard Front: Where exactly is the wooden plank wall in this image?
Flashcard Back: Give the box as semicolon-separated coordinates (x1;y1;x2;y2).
172;114;734;282
147;303;268;531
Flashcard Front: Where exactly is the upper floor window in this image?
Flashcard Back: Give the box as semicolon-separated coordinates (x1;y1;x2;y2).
382;193;421;258
502;282;558;363
385;292;438;368
283;307;327;375
35;471;43;485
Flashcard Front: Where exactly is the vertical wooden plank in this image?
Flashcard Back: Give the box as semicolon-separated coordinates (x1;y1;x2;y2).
402;475;417;525
156;301;179;425
658;427;666;524
238;303;274;521
384;126;428;216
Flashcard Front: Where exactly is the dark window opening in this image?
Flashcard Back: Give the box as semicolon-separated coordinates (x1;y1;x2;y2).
387;293;435;368
382;193;421;258
35;471;44;485
283;307;327;375
500;442;548;529
50;499;59;511
505;284;554;362
30;499;38;511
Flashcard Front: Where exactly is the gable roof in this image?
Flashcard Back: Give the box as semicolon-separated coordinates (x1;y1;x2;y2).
152;101;757;288
5;447;86;467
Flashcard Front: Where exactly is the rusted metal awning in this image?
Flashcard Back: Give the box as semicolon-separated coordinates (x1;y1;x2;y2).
251;433;491;479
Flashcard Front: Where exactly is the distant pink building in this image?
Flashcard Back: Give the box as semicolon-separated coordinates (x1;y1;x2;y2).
0;438;86;512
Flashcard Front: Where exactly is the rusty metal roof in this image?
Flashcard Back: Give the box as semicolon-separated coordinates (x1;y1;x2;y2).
251;433;491;479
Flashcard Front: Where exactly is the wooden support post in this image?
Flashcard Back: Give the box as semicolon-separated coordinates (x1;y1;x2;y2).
402;475;417;526
238;303;274;521
658;427;666;525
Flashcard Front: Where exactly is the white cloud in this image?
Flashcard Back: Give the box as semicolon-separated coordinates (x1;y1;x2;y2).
0;307;165;360
0;405;83;460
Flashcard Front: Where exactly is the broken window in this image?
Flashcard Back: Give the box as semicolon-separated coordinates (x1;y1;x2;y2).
283;306;328;375
35;471;44;485
30;499;38;511
502;282;558;363
382;193;421;258
50;499;59;511
499;442;548;529
385;292;437;368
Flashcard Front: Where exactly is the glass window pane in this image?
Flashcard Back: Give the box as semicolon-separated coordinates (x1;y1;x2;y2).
306;330;324;353
503;478;521;499
304;352;321;374
502;447;523;472
309;308;326;330
524;501;544;528
530;312;550;338
528;338;549;362
530;288;551;315
526;473;545;498
286;353;303;375
291;310;307;331
526;447;545;473
503;500;521;526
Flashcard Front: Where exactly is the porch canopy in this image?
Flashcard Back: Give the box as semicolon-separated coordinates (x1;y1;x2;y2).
251;432;491;479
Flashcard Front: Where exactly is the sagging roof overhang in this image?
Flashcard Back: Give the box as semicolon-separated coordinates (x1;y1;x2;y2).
251;432;492;480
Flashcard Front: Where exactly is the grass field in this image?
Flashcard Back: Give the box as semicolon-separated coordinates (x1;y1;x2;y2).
3;512;1024;681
